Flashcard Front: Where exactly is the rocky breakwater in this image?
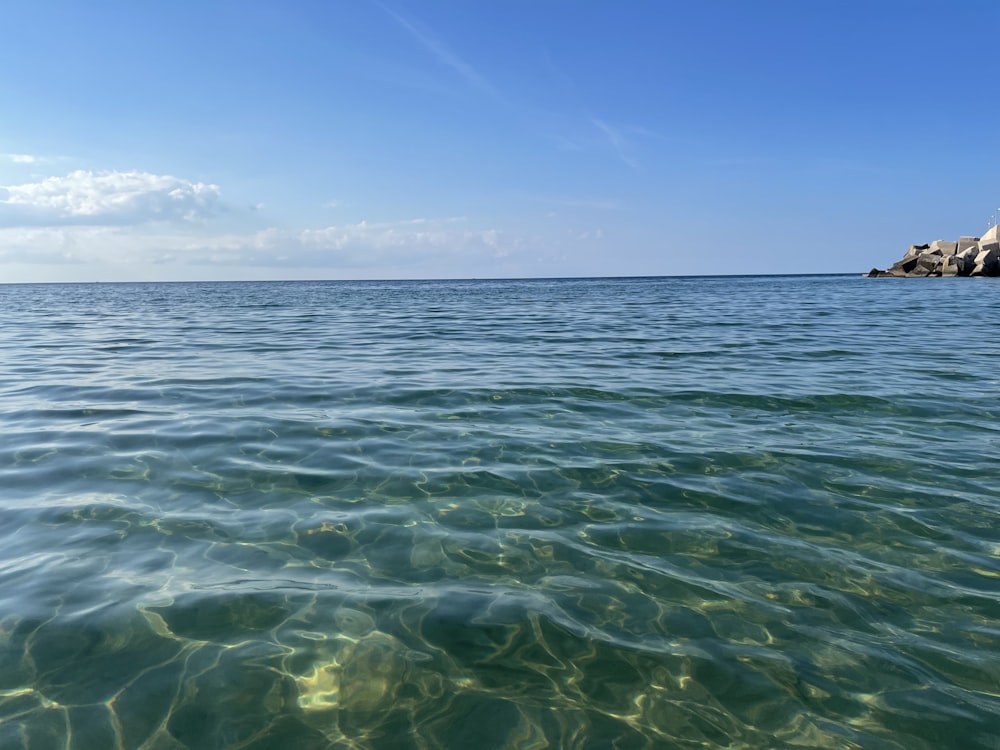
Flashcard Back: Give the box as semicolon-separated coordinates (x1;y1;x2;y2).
867;225;1000;277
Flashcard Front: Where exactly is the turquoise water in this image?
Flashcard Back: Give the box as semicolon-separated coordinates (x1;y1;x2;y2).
0;275;998;749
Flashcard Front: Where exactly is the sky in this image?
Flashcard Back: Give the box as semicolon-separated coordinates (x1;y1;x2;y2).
2;0;999;283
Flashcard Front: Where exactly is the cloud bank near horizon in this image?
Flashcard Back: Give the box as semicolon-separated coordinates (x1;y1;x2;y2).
0;218;518;268
0;161;614;281
0;167;549;277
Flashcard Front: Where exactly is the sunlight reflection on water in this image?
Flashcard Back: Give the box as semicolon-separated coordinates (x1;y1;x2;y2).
1;277;999;748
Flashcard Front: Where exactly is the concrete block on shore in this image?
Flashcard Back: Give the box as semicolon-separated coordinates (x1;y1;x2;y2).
973;247;999;275
941;255;966;276
891;256;920;274
958;237;979;254
929;240;958;256
869;223;1000;277
974;247;998;264
916;254;942;271
979;226;1000;254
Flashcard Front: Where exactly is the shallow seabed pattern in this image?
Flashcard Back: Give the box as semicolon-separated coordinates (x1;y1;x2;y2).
0;276;998;749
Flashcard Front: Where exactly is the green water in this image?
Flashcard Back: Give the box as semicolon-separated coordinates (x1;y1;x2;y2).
0;277;998;748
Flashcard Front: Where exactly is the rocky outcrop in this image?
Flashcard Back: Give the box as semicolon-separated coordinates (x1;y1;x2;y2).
867;226;1000;277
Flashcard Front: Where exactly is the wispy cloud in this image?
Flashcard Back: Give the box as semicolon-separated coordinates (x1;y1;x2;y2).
375;9;653;173
376;3;504;102
539;47;577;96
622;124;661;139
532;49;650;167
1;153;41;164
552;135;589;152
592;118;639;169
571;228;605;241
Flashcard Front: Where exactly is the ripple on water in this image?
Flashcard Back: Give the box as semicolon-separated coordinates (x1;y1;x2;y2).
1;277;1000;748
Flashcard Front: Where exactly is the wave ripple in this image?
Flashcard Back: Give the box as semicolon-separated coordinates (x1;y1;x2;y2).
1;277;999;749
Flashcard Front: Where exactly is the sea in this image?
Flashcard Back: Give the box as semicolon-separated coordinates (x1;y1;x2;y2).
0;275;998;749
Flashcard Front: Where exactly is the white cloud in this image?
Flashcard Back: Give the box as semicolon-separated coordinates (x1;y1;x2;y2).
0;226;116;264
1;153;40;164
0;170;221;224
0;218;518;272
191;218;509;268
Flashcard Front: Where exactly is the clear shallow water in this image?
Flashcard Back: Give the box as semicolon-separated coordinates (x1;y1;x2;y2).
0;275;998;749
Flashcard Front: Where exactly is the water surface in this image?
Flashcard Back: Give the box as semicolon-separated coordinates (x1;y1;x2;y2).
1;276;998;748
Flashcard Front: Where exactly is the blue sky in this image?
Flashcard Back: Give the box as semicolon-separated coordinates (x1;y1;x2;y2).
2;1;999;282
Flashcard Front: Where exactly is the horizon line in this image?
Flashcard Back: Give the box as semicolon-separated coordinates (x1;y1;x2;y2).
0;272;860;286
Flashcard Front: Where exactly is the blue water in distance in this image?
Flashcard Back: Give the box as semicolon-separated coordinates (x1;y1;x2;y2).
0;275;998;749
